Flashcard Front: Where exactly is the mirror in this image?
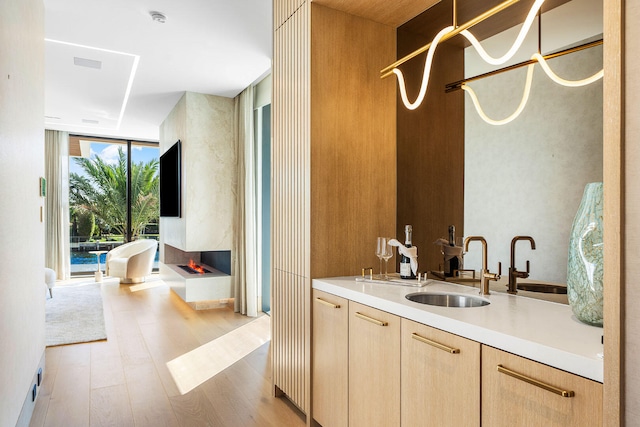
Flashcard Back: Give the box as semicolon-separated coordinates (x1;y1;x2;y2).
462;0;603;283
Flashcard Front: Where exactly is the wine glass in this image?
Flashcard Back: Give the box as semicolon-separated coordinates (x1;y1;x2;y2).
376;237;386;279
381;238;393;280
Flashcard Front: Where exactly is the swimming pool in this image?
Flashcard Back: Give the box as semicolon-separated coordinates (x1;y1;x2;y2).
70;250;160;273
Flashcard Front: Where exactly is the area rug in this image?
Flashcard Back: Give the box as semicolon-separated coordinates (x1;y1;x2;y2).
45;282;107;346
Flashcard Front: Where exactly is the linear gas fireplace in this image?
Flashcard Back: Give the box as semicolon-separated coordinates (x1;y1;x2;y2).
178;260;212;275
160;244;233;309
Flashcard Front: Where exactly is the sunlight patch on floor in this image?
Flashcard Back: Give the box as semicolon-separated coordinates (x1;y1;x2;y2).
129;277;167;292
166;315;271;395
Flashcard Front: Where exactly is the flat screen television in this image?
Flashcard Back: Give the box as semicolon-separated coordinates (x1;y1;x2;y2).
160;140;181;217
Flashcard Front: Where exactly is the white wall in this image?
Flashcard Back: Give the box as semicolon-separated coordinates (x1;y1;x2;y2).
463;0;603;283
0;0;46;425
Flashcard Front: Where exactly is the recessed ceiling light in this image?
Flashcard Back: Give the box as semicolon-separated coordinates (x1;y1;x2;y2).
150;11;167;23
74;57;102;69
82;119;99;124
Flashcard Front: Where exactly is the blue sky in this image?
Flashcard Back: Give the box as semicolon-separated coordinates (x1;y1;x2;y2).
70;142;159;177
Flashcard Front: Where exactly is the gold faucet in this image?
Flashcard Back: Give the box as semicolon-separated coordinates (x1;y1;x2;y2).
508;236;536;294
463;236;501;295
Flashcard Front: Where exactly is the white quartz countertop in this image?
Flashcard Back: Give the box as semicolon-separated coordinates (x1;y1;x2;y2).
312;276;604;382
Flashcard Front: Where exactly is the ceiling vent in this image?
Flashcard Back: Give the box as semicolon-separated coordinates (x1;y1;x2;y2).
74;57;102;69
82;119;99;124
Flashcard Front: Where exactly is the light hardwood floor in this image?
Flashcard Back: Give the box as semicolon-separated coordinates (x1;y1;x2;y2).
30;277;306;427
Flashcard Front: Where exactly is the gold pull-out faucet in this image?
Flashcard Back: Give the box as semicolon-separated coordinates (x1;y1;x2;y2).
508;236;536;294
463;236;501;295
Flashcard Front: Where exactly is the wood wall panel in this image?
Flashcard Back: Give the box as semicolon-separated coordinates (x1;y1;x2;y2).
310;4;396;279
603;0;623;425
622;0;640;422
396;0;465;273
272;0;310;414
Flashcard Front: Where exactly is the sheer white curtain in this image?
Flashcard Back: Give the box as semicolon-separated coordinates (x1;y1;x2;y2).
233;85;259;316
44;130;70;279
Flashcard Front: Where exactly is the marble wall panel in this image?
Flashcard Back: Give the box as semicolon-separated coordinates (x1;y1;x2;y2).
160;92;236;256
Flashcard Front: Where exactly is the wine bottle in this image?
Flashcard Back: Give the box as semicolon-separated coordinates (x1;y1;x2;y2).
400;225;416;279
444;225;459;277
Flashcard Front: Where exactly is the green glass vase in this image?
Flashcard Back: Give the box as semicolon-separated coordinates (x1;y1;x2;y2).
567;182;604;326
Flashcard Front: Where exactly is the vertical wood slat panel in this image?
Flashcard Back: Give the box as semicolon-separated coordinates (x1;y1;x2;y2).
272;0;310;414
273;0;306;30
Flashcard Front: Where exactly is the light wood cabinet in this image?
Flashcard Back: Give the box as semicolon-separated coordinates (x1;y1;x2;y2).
401;319;480;427
482;345;603;427
348;301;400;427
311;289;603;427
311;290;349;427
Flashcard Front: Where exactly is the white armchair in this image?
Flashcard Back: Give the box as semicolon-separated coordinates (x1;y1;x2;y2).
106;239;158;284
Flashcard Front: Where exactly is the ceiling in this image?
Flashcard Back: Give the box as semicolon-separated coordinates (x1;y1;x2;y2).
44;0;272;142
311;0;441;27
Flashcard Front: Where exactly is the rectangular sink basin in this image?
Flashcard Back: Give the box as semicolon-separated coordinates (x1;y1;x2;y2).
405;292;490;308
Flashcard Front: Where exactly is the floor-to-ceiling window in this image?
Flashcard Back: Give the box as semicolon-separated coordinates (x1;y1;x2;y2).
256;104;271;313
68;136;159;275
254;76;271;313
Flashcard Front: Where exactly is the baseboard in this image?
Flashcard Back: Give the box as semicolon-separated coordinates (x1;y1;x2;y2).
14;351;46;427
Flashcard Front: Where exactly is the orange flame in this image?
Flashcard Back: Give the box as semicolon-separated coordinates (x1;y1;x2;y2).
188;259;205;274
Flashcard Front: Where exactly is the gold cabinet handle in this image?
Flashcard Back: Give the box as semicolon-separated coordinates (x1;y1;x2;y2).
355;312;388;326
411;333;460;354
315;297;340;309
497;364;575;397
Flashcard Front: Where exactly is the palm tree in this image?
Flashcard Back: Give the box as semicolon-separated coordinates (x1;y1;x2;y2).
70;147;159;241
